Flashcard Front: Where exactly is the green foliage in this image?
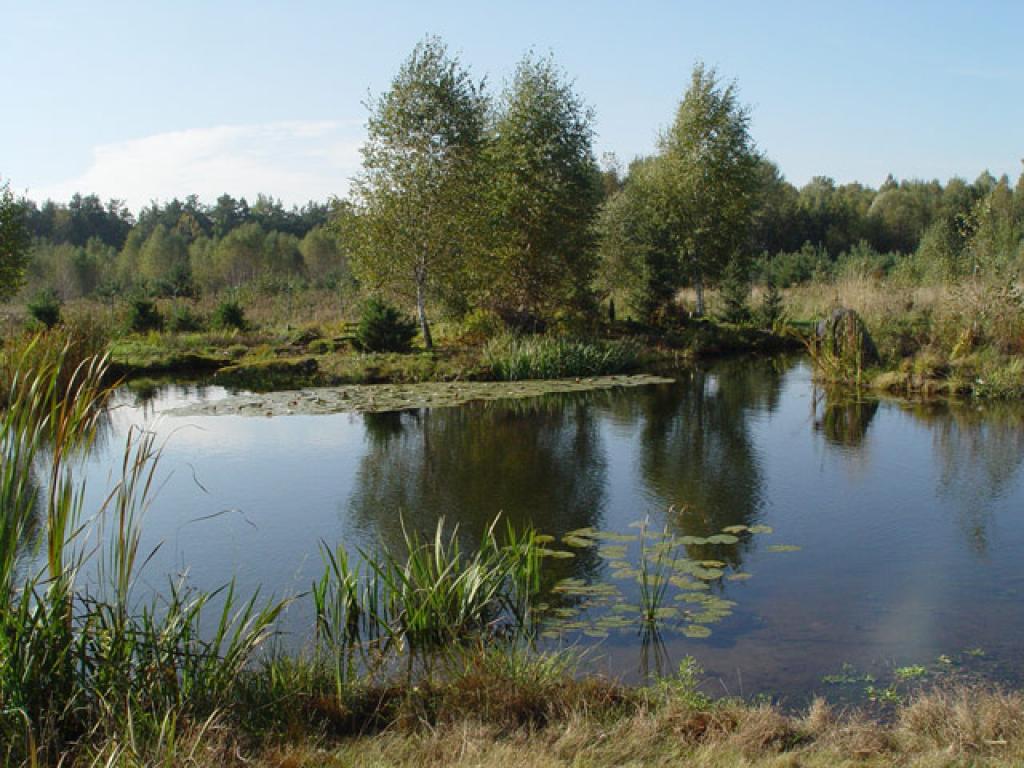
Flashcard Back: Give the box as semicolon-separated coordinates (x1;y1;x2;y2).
126;296;164;332
458;307;506;342
717;258;752;324
482;333;640;380
166;302;205;332
598;65;761;320
351;36;488;349
653;63;761;315
657;657;712;710
27;289;62;328
355;298;417;353
757;277;785;330
483;53;603;320
0;351;286;763
0;179;31;301
212;297;247;330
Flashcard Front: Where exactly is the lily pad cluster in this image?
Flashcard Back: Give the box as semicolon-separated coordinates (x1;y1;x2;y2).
533;521;790;642
166;374;676;418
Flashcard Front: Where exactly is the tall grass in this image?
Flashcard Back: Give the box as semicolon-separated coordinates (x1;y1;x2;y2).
482;333;640;381
0;344;286;766
313;518;544;691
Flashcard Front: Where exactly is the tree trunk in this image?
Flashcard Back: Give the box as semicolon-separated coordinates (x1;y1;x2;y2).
694;274;705;317
416;276;433;350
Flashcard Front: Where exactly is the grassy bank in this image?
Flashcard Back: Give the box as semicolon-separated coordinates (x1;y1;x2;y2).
2;295;800;392
775;276;1024;399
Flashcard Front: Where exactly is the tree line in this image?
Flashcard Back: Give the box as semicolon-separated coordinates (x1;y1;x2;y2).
3;36;1023;331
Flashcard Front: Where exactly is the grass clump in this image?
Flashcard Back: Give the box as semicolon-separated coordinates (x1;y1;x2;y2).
0;347;286;767
483;333;640;380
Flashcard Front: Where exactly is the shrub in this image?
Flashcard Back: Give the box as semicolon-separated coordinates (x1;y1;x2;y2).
26;290;62;328
126;297;163;333
717;258;752;325
166;302;205;332
459;308;505;342
757;278;785;330
212;298;247;331
355;298;417;353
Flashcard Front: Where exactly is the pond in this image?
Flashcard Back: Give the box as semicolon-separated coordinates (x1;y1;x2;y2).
75;357;1024;703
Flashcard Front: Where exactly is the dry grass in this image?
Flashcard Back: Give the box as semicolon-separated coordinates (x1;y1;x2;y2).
246;685;1024;767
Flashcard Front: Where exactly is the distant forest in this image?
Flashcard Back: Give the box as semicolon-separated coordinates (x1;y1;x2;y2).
8;37;1024;332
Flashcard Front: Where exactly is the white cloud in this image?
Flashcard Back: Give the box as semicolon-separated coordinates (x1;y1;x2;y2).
33;121;365;211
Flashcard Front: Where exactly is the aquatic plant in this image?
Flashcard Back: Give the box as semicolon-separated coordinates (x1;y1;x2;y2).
482;333;640;380
0;348;286;765
313;517;545;686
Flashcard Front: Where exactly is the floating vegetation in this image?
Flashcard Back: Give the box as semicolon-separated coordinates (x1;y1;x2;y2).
894;665;928;681
167;374;676;417
533;516;787;644
766;544;802;553
822;663;875;685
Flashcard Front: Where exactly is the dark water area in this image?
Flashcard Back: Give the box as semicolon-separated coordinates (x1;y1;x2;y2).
75;358;1024;703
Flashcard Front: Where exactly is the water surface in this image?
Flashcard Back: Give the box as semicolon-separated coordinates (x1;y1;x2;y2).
76;359;1024;701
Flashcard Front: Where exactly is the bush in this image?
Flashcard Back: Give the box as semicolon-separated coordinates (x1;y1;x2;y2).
166;302;205;332
212;298;247;331
482;333;640;380
757;278;785;330
126;297;163;333
717;258;752;325
27;290;62;328
459;308;505;342
355;298;417;353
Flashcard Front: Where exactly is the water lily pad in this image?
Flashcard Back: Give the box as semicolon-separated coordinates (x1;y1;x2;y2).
766;544;801;553
706;534;739;545
563;535;596;548
722;525;749;534
682;625;712;639
726;572;753;581
692;567;724;580
679;536;709;546
591;532;639;543
598;545;628;560
611;568;640;580
566;527;597;538
749;525;774;535
534;534;556;544
539;548;575;559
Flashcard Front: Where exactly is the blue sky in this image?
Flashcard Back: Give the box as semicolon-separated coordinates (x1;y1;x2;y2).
2;1;1022;209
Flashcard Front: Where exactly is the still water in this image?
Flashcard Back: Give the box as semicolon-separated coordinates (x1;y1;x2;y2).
78;358;1024;701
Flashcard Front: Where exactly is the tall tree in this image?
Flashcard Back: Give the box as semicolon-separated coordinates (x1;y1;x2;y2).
484;53;603;324
0;180;30;301
350;36;488;349
652;63;761;315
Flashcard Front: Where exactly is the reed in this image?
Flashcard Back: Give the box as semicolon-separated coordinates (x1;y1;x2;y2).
0;347;286;766
312;517;545;691
482;333;640;380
